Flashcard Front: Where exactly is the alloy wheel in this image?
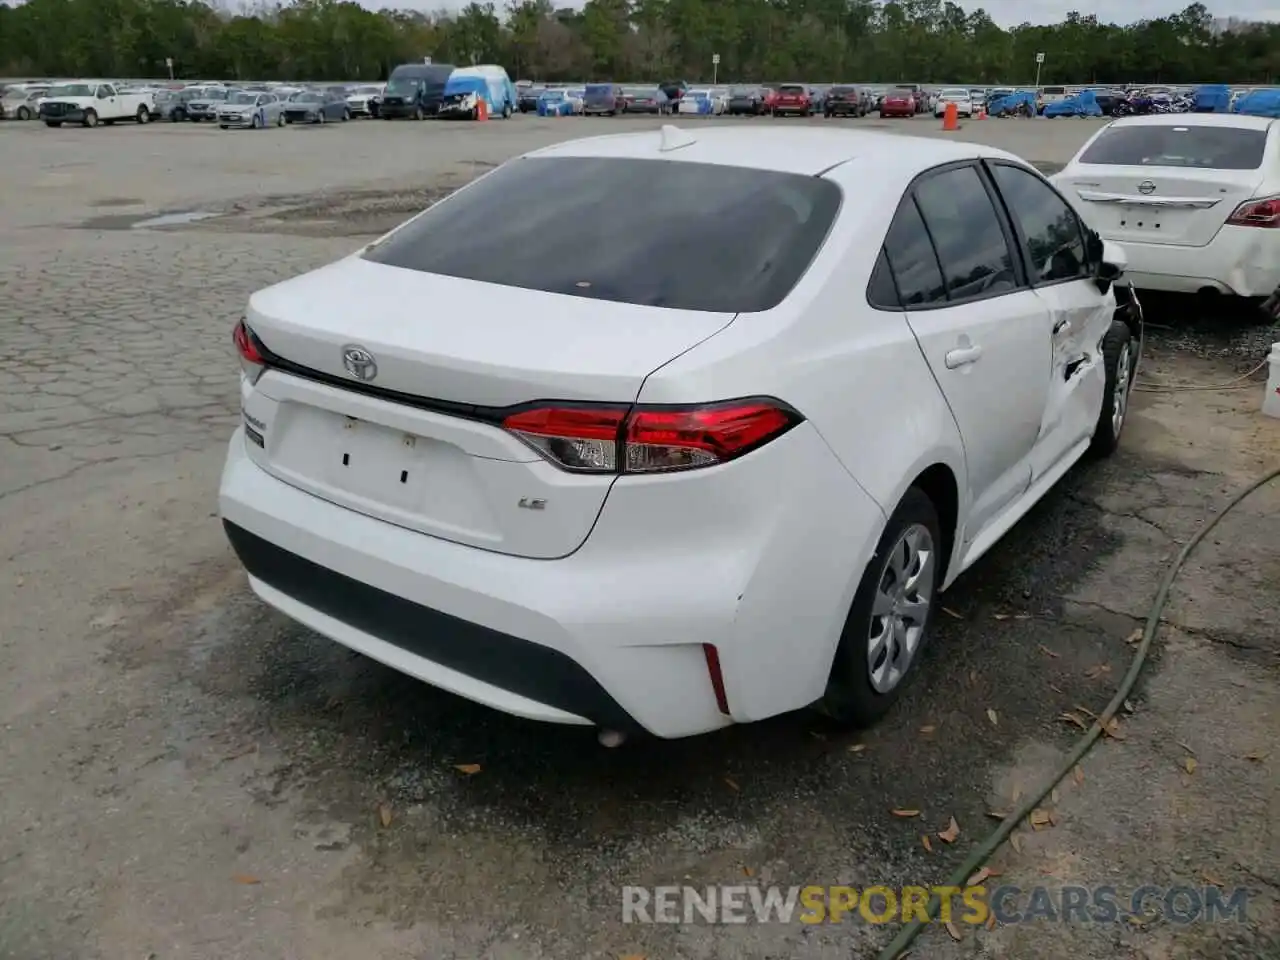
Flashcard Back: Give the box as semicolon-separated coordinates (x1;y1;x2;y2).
867;524;935;694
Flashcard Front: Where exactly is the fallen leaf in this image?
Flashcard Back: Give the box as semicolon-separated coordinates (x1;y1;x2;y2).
938;816;961;843
1060;712;1088;731
848;743;867;754
1010;834;1023;853
1011;786;1022;803
1048;810;1059;826
945;920;963;942
1073;765;1085;785
891;808;921;818
986;911;998;930
993;613;1008;621
919;725;936;734
1048;683;1063;693
1076;705;1098;720
742;865;754;877
921;834;933;853
1243;751;1268;763
1183;757;1197;775
1177;742;1196;756
1051;788;1060;804
724;777;741;792
454;763;482;776
1102;718;1126;741
1084;664;1111;679
969;669;979;684
942;607;963;620
1125;629;1143;645
1123;699;1136;714
987;708;999;726
1201;871;1225;887
987;809;1010;820
1029;809;1052;829
967;866;991;885
1015;614;1031;620
378;803;392;828
1037;644;1060;658
232;874;261;885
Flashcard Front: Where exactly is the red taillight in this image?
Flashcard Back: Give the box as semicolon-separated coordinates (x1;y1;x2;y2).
1226;196;1280;229
501;399;801;474
233;318;267;384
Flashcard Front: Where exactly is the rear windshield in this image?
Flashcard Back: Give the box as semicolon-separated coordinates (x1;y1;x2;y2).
1042;86;1067;94
363;157;841;313
1079;125;1266;170
830;86;857;95
779;85;806;94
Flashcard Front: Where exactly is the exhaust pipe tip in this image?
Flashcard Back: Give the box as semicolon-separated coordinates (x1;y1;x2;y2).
597;729;627;748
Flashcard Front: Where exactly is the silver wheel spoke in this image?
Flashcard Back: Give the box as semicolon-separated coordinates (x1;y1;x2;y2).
873;588;896;616
866;521;936;695
898;598;929;624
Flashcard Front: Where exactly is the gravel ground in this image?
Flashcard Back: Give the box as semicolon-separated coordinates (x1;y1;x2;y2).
0;114;1276;960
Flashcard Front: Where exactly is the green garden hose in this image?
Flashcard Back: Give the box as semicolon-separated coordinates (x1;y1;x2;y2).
877;462;1280;960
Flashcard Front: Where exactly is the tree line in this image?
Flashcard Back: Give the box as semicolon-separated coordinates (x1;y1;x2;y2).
2;0;1277;86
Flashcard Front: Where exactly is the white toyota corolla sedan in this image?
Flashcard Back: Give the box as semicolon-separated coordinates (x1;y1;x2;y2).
219;125;1142;740
1052;113;1280;303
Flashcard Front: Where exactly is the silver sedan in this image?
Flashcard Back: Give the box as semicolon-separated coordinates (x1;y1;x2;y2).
217;91;287;129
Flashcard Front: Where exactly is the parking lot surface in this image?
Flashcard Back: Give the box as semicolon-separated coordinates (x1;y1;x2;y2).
1;114;1277;960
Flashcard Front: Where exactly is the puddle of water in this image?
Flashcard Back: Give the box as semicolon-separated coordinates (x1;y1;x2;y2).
131;210;221;229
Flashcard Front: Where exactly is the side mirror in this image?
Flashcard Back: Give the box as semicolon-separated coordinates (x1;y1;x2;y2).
1094;238;1127;294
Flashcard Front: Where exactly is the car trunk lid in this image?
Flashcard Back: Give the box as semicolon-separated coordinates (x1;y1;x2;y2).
1057;165;1264;248
242;256;736;559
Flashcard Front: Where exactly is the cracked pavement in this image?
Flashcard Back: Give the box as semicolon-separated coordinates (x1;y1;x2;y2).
0;116;1276;960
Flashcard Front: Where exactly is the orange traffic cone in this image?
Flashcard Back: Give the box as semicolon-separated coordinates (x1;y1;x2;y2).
476;97;488;121
942;101;959;131
977;105;987;120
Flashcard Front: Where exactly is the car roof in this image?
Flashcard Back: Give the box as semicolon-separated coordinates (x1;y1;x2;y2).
1109;113;1275;131
524;126;1015;177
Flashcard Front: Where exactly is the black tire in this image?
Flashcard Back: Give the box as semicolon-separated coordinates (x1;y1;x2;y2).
413;105;424;120
171;108;185;122
502;103;512;118
821;487;943;726
1090;318;1138;457
17;106;31;120
136;105;150;123
83;108;98;128
343;108;350;121
45;121;62;128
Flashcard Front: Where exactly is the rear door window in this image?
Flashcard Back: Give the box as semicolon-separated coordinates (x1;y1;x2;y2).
879;196;947;308
364;156;842;313
1078;125;1266;169
913;166;1019;302
989;163;1090;284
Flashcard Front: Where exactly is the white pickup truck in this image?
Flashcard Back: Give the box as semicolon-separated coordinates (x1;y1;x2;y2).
40;80;155;128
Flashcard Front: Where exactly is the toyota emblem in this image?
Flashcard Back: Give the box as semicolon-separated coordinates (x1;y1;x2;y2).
1137;180;1156;195
341;345;378;382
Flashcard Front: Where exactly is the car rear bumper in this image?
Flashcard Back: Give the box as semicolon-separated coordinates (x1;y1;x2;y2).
219;420;881;738
1110;227;1280;297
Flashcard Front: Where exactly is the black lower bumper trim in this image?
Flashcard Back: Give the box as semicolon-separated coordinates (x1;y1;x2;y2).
223;521;640;731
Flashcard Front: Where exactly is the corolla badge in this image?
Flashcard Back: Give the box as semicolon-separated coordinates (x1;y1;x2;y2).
341;344;378;382
1137;180;1156;195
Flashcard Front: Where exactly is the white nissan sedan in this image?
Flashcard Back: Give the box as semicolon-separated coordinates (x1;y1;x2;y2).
220;126;1142;740
1052;114;1280;302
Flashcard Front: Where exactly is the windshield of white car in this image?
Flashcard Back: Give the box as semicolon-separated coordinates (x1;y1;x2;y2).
49;84;93;97
363;156;842;313
941;90;969;99
354;86;381;95
226;92;257;104
1079;125;1266;170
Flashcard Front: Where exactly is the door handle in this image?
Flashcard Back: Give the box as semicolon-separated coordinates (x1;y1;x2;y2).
944;345;983;369
1053;318;1072;336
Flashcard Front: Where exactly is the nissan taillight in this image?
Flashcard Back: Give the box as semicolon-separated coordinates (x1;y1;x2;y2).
502;399;803;474
233;318;267;384
1226;195;1280;229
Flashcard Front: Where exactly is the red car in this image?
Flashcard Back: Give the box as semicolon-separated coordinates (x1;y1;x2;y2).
770;83;813;117
879;88;917;118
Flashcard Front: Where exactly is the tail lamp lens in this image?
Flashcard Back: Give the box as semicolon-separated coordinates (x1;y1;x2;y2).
502;400;801;475
233;318;267;384
1226;196;1280;229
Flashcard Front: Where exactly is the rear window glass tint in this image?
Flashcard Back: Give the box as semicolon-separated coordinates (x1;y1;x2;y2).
1078;125;1266;169
779;85;806;94
364;157;841;313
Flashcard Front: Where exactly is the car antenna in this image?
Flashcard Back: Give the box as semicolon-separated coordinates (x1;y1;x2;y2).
659;124;697;153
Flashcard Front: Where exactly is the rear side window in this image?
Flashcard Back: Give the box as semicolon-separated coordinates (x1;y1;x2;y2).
914;166;1018;301
1078;125;1266;170
364;157;842;314
880;197;946;307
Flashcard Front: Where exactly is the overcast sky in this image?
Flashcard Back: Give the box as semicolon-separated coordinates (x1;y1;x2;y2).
359;0;1279;28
